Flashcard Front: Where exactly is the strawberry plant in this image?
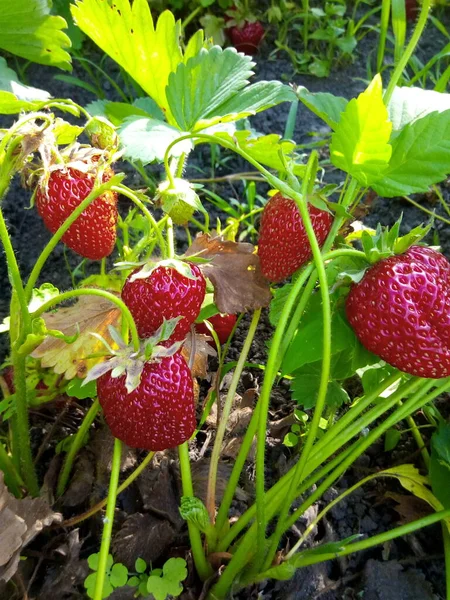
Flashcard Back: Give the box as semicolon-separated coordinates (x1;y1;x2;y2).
2;0;450;599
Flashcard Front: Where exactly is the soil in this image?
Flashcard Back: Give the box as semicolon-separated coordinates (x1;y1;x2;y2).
1;7;450;600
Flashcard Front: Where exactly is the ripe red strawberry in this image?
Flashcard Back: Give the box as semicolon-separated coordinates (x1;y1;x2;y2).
257;192;333;283
97;352;195;450
405;0;418;21
196;313;237;347
2;366;48;394
121;263;206;341
346;246;450;379
226;19;265;54
36;166;118;260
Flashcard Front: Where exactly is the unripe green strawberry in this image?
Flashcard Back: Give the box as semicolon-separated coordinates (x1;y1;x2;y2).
156;178;201;225
85;117;119;151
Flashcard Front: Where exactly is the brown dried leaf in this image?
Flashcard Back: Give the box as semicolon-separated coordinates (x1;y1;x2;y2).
32;294;121;380
112;513;176;569
136;457;183;529
38;529;88;600
186;233;271;314
386;491;433;524
0;472;62;582
181;332;216;379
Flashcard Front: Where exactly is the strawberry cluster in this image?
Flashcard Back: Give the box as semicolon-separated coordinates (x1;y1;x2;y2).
91;261;237;452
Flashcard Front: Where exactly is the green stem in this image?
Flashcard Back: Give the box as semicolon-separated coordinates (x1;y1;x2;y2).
57;399;100;497
405;412;430;468
166;217;175;258
282;379;439;535
206;309;261;523
0;208;31;334
25;179;118;300
11;352;39;495
253;266;314;567
442;524;450;600
93;438;122;600
178;442;213;580
111;184;167;258
216;373;401;553
384;0;431;104
0;441;24;497
259;151;333;572
258;507;450;576
181;5;202;29
283;99;299;141
32;288;140;352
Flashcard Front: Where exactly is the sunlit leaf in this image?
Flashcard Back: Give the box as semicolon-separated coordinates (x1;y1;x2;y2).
72;1;182;120
372;109;450;197
213;130;305;176
330;75;392;185
388;86;450;131
0;0;71;70
0;57;50;114
118;117;192;164
166;46;295;131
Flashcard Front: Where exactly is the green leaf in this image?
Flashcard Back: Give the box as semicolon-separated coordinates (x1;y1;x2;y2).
290;369;350;410
330;75;392;185
118;117;193;164
281;302;356;375
110;563;128;588
127;575;140;587
133;97;165;120
67;378;97;399
72;1;182;120
166;47;295;131
146;576;173;600
388;86;450;131
53;0;85;50
283;432;299;447
297;86;348;129
430;424;450;509
199;79;295;131
213;130;305;176
269;282;294;327
309;58;330;78
166;46;253;131
87;553;100;571
162;557;187;583
385;428;401;452
135;558;147;573
53;119;84;145
0;57;51;114
372;110;450;197
0;0;71;70
195;293;219;323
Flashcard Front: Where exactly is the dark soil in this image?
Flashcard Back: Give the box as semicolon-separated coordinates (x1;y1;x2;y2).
1;9;450;600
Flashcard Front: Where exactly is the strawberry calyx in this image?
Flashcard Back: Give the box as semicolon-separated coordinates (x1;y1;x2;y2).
126;257;205;283
83;318;183;393
155;178;203;225
359;218;432;265
225;2;259;28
